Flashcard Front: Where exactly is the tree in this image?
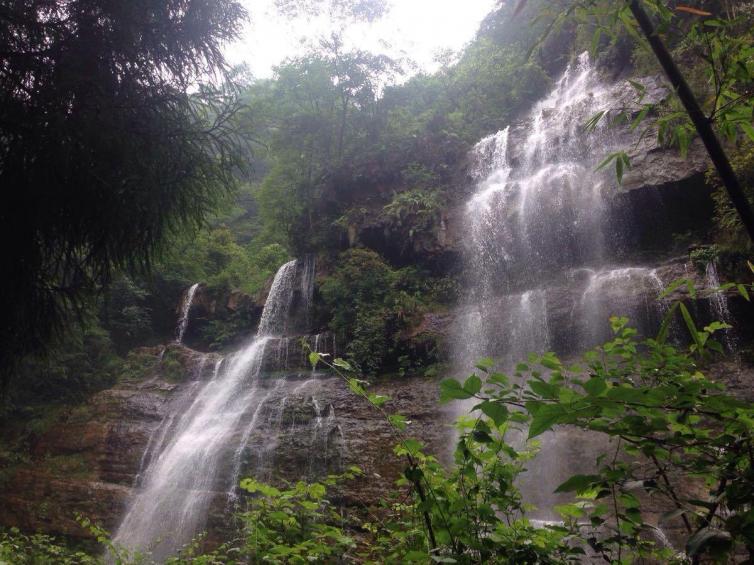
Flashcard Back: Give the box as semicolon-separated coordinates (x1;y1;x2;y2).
515;0;754;243
0;0;249;389
626;0;754;243
245;40;399;252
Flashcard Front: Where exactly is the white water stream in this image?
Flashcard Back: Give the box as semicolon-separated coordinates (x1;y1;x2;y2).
175;283;200;343
458;53;669;369
456;53;678;515
114;260;303;560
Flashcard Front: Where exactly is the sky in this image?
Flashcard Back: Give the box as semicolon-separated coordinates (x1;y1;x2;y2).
226;0;499;79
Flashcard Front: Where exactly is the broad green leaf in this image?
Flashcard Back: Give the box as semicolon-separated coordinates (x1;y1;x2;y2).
463;374;482;396
478;401;509;426
348;378;366;396
529;379;559;399
439;379;472;402
488;372;509;386
583;377;607;396
555;503;584;518
472;429;494;443
397;438;423;456
475;357;495;371
528;404;566;438
555;474;601;494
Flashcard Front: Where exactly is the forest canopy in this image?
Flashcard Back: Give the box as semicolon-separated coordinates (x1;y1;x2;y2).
0;0;249;383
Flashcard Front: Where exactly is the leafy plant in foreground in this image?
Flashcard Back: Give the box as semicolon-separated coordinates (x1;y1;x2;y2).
236;470;361;564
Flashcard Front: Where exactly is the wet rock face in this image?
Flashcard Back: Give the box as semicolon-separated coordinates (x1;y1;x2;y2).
0;344;453;546
179;285;263;351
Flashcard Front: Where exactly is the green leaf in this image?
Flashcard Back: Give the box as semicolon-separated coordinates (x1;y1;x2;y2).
659;277;689;299
583;377;607;396
388;414;408;431
333;358;353;371
555;474;601;493
590;28;602;57
528;404;565;438
737;283;750;301
584;110;606;133
308;351;320;369
529;379;559;399
472;429;494;443
657;302;679;343
348;378;366;396
367;393;389;407
439;379;472;402
463;374;482;396
679;302;703;351
478;401;509;426
430;557;457;564
475;357;494;371
397;438;423;456
488;372;509;386
630;105;650;130
627;79;646;94
554;503;584;518
659;508;689;524
596;151;619;172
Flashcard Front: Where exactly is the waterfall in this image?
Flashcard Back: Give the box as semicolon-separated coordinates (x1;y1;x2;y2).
705;261;736;351
175;283;200;343
114;260;304;561
258;259;297;336
300;254;316;319
456;53;673;515
458;52;670;369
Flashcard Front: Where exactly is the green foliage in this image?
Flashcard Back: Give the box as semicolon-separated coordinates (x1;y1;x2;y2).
689;244;723;273
709;142;754;250
321;249;433;374
443;39;551;142
0;528;97;564
236;472;360;564
237;6;556;260
102;275;154;352
381;189;442;243
0;0;249;374
5;319;121;415
555;0;754;200
158;227;290;298
119;350;160;382
160;350;188;384
432;315;754;563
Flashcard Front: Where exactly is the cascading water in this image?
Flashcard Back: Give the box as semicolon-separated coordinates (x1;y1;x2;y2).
456;53;673;514
458;52;667;370
114;260;303;561
175;283;200;343
705;261;737;351
258;260;298;336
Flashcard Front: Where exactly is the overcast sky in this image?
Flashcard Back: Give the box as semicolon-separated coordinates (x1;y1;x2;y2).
226;0;498;79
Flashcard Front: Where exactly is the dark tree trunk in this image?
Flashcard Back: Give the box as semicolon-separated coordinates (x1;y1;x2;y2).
629;0;754;244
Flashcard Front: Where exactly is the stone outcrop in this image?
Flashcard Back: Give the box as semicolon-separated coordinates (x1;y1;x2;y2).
0;344;454;545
